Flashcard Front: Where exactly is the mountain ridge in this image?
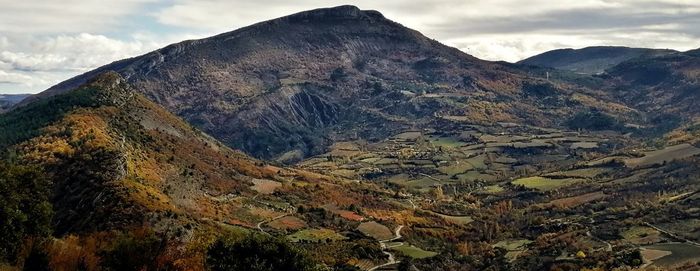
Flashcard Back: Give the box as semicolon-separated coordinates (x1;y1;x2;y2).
518;46;677;74
22;6;639;162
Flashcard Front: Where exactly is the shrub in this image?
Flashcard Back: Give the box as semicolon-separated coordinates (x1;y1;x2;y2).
206;234;321;271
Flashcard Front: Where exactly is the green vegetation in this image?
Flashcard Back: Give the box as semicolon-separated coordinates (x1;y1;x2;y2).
643;243;700;267
357;222;393;240
0;162;52;261
566;110;618;131
102;230;167;271
207;234;321;271
0;87;99;151
512;176;583;191
287;228;347;243
624;143;700;168
429;136;466;148
430;212;473;225
391;244;437;259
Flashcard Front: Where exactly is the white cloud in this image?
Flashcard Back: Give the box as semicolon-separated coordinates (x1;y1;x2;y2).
0;33;170;93
2;0;700;93
0;70;33;84
0;0;156;34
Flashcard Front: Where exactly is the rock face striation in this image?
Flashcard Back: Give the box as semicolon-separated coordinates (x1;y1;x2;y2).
29;5;633;161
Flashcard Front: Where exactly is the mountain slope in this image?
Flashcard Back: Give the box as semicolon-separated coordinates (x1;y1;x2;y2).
0;94;30;113
603;48;700;123
519;46;676;74
1;72;356;235
29;5;635;162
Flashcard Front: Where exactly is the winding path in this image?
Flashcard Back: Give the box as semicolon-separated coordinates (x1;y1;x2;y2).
256;213;288;235
368;225;404;271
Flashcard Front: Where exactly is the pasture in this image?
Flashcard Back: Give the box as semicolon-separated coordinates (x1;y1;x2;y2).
512;176;583;191
357;221;393;240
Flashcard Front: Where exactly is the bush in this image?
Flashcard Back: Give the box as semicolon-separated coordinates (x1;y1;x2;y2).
566;110;617;130
101;229;166;271
206;234;321;271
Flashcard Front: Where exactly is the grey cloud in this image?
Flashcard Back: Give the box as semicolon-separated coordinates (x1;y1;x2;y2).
427;7;700;38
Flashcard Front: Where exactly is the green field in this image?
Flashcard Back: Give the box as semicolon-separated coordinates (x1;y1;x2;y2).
456;171;496;182
480;185;505;194
429;136;467;148
438;161;474;176
625;144;700;168
391;244;438;259
357;221;393;240
430;212;473;225
512;176;583;191
544;167;611;178
493;239;532;251
287;228;347;243
644;243;700;267
622;226;661;245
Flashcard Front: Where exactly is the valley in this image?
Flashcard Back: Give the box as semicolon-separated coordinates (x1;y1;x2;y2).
0;4;699;271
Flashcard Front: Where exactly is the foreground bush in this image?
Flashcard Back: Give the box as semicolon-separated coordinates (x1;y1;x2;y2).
206;234;322;271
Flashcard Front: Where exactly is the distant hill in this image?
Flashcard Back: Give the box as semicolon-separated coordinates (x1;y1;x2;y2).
0;94;30;112
28;6;634;161
603;48;700;122
518;46;676;74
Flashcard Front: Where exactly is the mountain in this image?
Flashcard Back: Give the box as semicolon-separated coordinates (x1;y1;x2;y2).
1;72;401;269
28;5;635;162
1;72;364;234
0;93;30;112
518;46;676;74
602;48;700;123
2;6;700;271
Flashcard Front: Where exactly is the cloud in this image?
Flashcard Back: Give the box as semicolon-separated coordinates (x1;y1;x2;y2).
2;0;700;93
0;33;170;92
0;70;33;85
0;0;156;34
153;0;700;62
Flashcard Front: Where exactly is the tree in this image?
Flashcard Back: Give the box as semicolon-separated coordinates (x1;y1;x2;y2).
206;234;322;271
101;229;166;271
0;162;52;261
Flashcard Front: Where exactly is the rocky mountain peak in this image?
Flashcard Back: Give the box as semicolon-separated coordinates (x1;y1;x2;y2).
283;5;385;21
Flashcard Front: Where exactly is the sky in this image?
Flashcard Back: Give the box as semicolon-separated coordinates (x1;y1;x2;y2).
1;0;699;94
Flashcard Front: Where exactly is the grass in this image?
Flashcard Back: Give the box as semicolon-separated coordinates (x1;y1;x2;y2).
512;176;583;191
544;168;611;178
493;239;532;251
429;136;466;148
394;131;422;140
480;185;504;194
456;171;496;182
624;143;700;168
267;216;307;230
357;221;393;240
465;155;487;169
643;243;700;267
432;212;473;225
437;161;474;176
570;142;599;149
250;179;282;194
546;192;606;208
391;244;438;259
287;228;347;243
622;226;661;245
493;239;532;262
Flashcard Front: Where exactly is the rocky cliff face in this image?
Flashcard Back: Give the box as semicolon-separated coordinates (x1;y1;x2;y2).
31;5;634;161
